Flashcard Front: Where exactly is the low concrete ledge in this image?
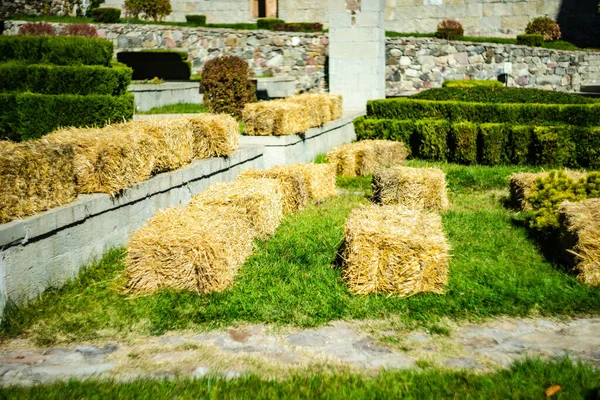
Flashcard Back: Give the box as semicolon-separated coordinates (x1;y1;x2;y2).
128;82;202;112
239;111;364;168
0;145;264;316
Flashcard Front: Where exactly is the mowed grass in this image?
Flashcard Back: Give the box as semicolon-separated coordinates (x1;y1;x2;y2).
138;103;208;115
2;358;600;399
2;161;600;345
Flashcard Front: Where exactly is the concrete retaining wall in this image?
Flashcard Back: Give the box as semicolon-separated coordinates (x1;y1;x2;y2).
129;82;203;112
239;112;361;169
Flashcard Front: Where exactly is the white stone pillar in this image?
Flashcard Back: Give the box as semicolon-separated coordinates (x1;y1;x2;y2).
328;0;386;112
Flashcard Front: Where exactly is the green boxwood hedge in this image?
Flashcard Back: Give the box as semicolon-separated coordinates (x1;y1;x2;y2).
0;93;134;141
0;36;113;66
412;87;595;104
354;116;600;169
366;98;600;127
0;62;132;96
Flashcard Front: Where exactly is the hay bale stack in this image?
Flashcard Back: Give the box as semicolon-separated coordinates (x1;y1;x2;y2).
559;199;600;287
117;117;194;173
372;166;449;211
242;100;310;136
126;205;255;296
341;204;450;296
43;127;159;196
285;93;331;127
0;141;76;224
188;178;283;239
327;140;409;177
188;114;239;158
510;171;587;210
282;163;337;201
238;166;309;213
327;94;343;121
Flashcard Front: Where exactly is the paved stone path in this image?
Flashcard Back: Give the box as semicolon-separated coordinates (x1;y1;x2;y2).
0;317;598;386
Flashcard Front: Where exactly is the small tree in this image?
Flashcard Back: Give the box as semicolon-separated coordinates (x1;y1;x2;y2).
124;0;172;22
435;19;464;40
201;56;256;118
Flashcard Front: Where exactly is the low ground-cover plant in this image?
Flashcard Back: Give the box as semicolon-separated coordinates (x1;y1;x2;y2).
412;87;596;104
201;55;256;118
59;23;98;37
442;80;502;89
2;161;599;345
17;22;56;36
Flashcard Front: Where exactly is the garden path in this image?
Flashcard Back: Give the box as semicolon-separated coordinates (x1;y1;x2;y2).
0;316;598;386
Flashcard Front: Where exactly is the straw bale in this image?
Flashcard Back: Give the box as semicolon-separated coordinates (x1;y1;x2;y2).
43;127;159;196
242;100;310;136
285;93;331;127
509;171;587;210
188;114;239;158
327;140;409;177
188;178;283;239
126;205;255;296
0;141;76;224
559;199;600;287
118;117;194;173
372;166;449;211
341;204;450;296
282;163;337;201
238;166;309;213
328;94;343;121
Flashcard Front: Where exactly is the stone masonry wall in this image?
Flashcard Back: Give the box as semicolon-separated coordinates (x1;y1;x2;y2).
4;21;600;95
1;0;74;16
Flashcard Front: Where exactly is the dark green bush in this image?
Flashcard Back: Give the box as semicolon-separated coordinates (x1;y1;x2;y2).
257;18;284;30
517;34;544;47
478;123;508;165
201;55;256;118
0;62;132;96
0;36;113;66
185;15;206;26
449;122;478;164
413;119;449;161
272;22;324;32
366;98;600;127
530;126;576;167
412;87;595;104
507;125;533;165
92;7;121;23
0;93;134;141
117;51;190;80
442;80;502;88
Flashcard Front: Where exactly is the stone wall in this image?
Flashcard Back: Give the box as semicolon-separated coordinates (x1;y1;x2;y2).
385;37;600;96
4;21;600;95
1;0;75;16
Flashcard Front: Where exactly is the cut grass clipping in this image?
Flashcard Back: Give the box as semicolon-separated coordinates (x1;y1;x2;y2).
372;166;449;211
327;140;409;177
341;204;449;296
559;198;600;287
2;161;600;344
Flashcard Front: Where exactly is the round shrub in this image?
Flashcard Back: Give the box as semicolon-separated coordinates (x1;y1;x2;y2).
435;19;463;40
124;0;172;21
525;17;561;42
18;22;56;36
201;56;256;118
60;24;99;38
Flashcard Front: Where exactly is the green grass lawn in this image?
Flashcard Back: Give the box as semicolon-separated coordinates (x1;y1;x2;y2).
1;358;599;399
2;161;599;345
137;103;208;115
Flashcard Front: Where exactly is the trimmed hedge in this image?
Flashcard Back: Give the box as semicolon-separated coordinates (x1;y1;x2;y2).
92;7;121;23
0;62;132;96
0;93;134;141
517;34;544;47
354;117;600;168
257;18;284;30
117;51;190;80
185;15;207;26
412;87;595;104
366;98;600;127
0;36;113;66
442;80;502;88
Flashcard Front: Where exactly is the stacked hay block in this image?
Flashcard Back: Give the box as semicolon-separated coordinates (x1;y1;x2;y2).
188;178;283;239
42;127;159;196
372;166;449;211
559;199;600;287
341;204;450;296
187;114;239;158
509;171;586;210
126;206;255;295
242;93;343;136
326;140;409;177
0;141;76;224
